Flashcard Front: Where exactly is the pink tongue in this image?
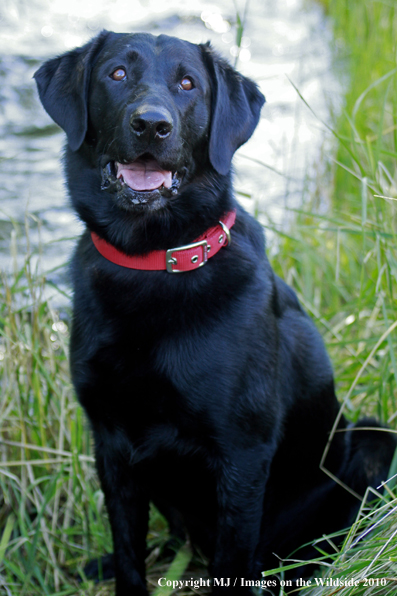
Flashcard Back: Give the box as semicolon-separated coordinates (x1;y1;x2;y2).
116;159;172;191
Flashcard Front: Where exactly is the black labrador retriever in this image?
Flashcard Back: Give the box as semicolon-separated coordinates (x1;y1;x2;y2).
34;31;395;595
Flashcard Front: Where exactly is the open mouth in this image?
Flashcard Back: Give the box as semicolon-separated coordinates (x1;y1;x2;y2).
117;158;173;191
100;155;181;210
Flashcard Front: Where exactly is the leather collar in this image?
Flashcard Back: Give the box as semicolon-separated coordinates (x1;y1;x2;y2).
91;210;236;273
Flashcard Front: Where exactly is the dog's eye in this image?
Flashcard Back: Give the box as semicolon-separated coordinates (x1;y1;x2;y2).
111;68;127;81
180;77;194;91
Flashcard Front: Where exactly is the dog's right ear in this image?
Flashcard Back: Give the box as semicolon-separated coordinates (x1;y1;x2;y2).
34;30;109;151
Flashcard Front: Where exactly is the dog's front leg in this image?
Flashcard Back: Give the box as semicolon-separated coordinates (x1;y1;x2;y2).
211;449;269;594
94;432;149;596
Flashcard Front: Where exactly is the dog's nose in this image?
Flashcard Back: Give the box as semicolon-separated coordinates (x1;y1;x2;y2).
130;106;173;140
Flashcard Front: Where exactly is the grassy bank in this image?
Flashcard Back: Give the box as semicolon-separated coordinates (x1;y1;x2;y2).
1;0;397;594
263;0;397;592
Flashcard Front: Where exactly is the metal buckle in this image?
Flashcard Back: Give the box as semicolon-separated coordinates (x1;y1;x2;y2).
165;239;208;273
218;220;231;245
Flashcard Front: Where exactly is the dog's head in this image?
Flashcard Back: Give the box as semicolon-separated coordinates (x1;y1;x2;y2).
35;31;264;210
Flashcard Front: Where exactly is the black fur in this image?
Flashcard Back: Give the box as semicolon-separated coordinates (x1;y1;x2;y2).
35;31;396;595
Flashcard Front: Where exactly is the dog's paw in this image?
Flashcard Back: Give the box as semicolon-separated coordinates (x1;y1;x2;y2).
82;552;115;582
343;417;396;494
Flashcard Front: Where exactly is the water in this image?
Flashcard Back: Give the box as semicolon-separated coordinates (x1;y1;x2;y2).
0;0;339;302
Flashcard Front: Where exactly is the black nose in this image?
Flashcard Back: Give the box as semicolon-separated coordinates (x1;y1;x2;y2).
130;106;173;140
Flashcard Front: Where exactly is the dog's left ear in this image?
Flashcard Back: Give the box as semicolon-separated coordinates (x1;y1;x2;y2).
200;43;265;175
34;30;110;151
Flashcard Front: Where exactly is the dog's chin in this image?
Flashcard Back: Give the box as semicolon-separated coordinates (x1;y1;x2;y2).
100;161;182;213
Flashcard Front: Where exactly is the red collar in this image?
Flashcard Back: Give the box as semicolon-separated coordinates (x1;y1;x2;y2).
91;210;236;273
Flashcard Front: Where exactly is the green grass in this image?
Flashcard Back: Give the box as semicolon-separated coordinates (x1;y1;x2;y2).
1;0;397;594
0;227;104;595
259;0;397;592
320;0;397;204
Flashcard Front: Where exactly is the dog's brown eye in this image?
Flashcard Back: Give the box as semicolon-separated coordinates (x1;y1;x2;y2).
180;77;193;91
111;68;127;81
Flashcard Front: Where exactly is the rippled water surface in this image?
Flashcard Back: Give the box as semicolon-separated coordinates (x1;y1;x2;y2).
0;0;338;300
